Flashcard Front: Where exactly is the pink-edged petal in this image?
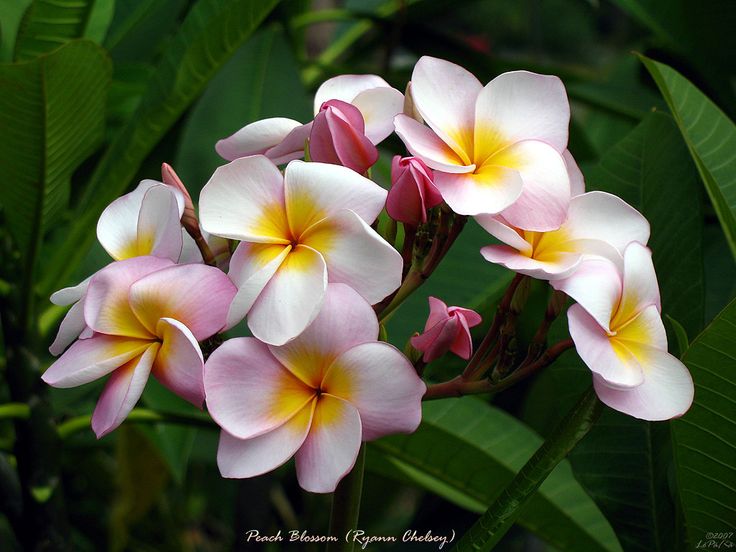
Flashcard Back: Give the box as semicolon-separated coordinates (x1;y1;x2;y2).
300;210;402;304
84;256;174;338
410;318;457;362
204;337;315;440
217;400;315;478
323;342;425;440
593;346;693;421
49;300;87;356
152;317;205;408
551;257;622;332
50;275;91;306
225;242;291;329
394;114;473;173
215;118;303;161
563;192;650;251
284;160;387;234
295;395;362;493
616;242;661;323
42;334;152;388
411;56;481;162
137;184;184;261
91;343;159;438
495;140;570;231
425;296;449;330
199;155;291;244
450;306;483;328
247;245;328;346
564;150;585;196
313;74;392;115
265;122;312;165
129;263;236;341
434;166;523;216
568;303;644;388
96;180;159;260
475;214;532;255
269;283;379;388
351;86;404;144
474;70;569;152
480;245;581;280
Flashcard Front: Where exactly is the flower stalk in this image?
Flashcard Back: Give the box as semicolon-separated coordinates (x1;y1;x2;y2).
326;444;366;552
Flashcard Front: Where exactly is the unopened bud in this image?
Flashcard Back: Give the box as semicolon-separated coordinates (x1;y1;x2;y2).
387;156;443;226
161;163;199;238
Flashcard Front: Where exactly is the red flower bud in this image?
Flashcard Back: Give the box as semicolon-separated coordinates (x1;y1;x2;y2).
387;156;443;225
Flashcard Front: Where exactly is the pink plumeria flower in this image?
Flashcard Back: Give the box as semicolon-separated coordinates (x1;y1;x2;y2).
395;56;577;230
199;156;402;345
555;242;694;421
215;75;403;164
42;257;237;437
411;297;482;362
309;99;378;174
477;191;650;280
387;156;443;225
204;284;426;493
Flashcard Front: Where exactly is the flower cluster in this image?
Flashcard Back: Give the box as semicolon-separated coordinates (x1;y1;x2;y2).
44;55;693;492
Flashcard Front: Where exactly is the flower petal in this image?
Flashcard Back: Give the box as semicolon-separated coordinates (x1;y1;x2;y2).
300;210;402;304
42;334;152;388
129;263;236;341
215;117;303;161
84;256;174;339
49;299;88;356
199;155;291;244
616;304;668;352
247;245;328;346
411;318;457;362
593;346;693;421
564;150;585;196
313;74;392;115
91;343;159;438
284;160;387;235
265;122;312;165
568;303;644;388
434;166;524;216
480;245;581;279
295;395;362;493
450;314;474;359
152;317;205;408
50;276;91;306
394;114;474;173
309;102;378;174
204;337;315;439
351;86;404;144
475;215;532;255
269;283;379;388
137;184;184;261
225;242;291;329
474;70;569;152
615;242;661;326
178;230;204;264
217;400;315;478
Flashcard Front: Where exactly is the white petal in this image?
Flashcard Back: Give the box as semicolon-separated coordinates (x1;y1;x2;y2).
351;86;404;144
215;118;303;161
314;74;392;115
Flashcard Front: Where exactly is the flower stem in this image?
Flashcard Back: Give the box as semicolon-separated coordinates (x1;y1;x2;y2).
326;444;366;551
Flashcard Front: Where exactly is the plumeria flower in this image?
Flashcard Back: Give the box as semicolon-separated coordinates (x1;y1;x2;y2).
199;156;402;345
411;297;482;362
477;191;649;280
554;242;694;420
204;284;426;493
215;75;403;166
394;56;577;230
42;257;236;437
387;156;443;225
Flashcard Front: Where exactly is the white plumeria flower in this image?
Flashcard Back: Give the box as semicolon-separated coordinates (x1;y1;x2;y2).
215;74;404;163
476;191;650;280
554;242;694;420
199;156;402;345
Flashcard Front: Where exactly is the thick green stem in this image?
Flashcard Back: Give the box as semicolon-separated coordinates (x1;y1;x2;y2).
452;387;602;551
326;444;366;552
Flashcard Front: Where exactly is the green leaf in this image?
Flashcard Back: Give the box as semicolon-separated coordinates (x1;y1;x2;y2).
369;397;621;552
39;0;280;298
14;0;111;61
671;297;736;547
639;55;736;260
0;40;111;277
665;315;689;357
587;111;704;337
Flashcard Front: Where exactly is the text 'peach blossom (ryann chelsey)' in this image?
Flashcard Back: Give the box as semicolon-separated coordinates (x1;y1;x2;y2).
42;257;237;437
199;156;402;346
411;297;482;362
204;284;426;493
387;155;443;225
554;242;694;420
395;56;577;230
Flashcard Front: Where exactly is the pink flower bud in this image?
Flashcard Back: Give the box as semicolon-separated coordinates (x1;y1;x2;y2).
410;297;482;362
161;162;198;235
309;99;378;174
387;156;443;225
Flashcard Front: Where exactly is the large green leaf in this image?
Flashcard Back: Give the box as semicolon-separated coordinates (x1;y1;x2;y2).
369;398;622;552
0;40;111;274
671;297;736;548
639;55;736;260
587;111;704;337
39;0;280;298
